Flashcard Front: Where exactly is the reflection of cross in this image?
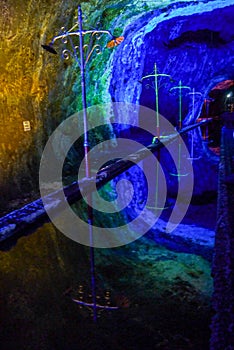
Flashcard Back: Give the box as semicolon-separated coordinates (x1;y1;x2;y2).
141;63;172;138
64;285;125;319
42;5;124;323
170;80;191;130
72;285;119;317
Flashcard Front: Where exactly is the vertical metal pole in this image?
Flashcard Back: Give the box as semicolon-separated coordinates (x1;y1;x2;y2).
78;5;97;322
192;88;195;120
154;63;159;138
154;63;160;210
179;80;182;130
78;5;89;167
191;89;195;159
178;81;182;180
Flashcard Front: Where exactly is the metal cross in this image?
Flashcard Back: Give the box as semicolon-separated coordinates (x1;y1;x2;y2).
42;4;124;322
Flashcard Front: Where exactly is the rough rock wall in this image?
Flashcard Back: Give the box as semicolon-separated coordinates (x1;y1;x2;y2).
110;1;234;108
210;120;234;349
0;0;143;206
2;0;232;208
0;0;78;207
109;1;234;194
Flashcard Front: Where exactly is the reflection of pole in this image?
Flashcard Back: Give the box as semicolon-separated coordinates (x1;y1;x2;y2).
141;63;172;210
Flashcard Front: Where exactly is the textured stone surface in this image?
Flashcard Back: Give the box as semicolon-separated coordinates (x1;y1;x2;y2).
1;0;233;205
110;1;234;194
210;122;234;350
0;0;77;206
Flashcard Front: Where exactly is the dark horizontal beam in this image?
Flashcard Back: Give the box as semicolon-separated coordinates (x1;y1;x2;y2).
0;120;208;250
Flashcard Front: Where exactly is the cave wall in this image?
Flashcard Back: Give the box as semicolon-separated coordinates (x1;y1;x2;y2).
0;0;139;206
1;0;234;205
110;1;234;108
210;120;234;349
109;0;234;195
0;0;78;207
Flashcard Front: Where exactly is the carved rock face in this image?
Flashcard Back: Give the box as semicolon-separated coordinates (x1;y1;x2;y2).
1;0;233;202
109;2;234;194
0;0;74;203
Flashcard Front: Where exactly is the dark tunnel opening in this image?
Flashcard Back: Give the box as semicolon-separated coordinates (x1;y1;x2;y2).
198;79;234;155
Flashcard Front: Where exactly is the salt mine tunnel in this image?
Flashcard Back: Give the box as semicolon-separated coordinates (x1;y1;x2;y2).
0;1;234;349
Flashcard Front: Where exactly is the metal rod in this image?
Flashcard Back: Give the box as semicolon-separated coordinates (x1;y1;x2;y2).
78;5;97;323
170;80;191;130
154;63;159;137
179;80;182;129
